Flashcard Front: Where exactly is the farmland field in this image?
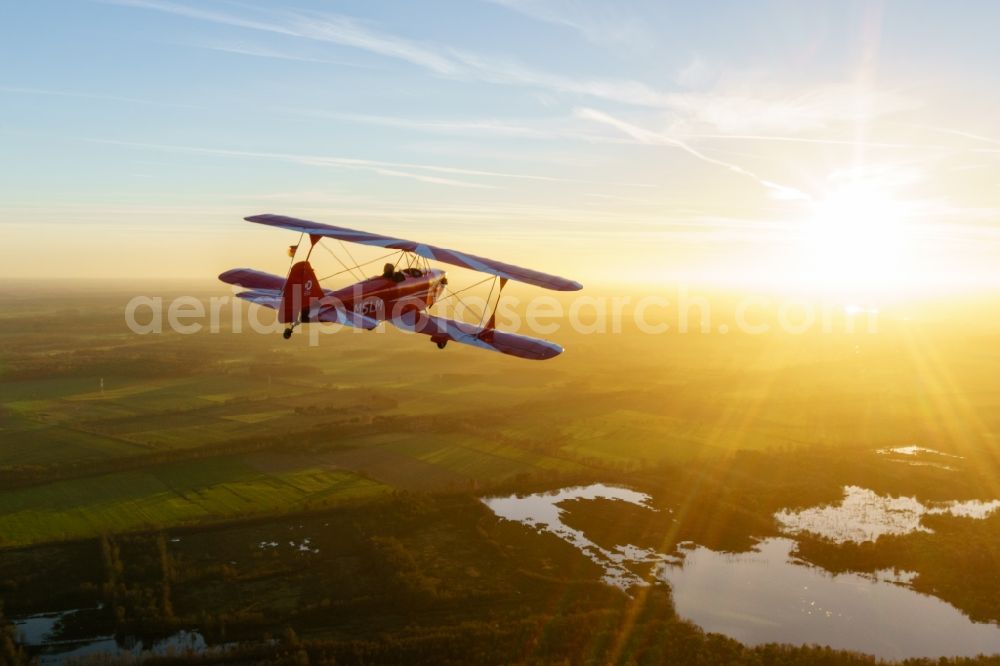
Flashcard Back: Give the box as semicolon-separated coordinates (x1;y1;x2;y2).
2;286;1000;664
3;289;1000;532
0;455;387;547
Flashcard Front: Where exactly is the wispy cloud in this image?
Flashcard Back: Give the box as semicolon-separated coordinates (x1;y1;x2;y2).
83;138;595;187
285;110;554;138
201;43;374;69
102;0;674;107
282;12;460;75
575;107;810;200
674;56;718;89
113;0;923;144
690;133;929;149
362;166;490;188
109;0;915;133
915;125;1000;148
87;139;493;188
484;0;650;49
102;0;297;37
447;49;673;106
0;84;199;109
0;197;804;247
281;108;632;146
661;84;915;135
103;0;459;74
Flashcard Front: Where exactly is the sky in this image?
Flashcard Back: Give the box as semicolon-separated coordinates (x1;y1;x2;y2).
2;0;1000;298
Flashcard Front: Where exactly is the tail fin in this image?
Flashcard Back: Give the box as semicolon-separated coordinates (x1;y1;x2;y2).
280;261;325;324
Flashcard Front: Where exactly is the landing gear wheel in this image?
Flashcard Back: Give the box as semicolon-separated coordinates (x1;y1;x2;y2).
283;328;293;340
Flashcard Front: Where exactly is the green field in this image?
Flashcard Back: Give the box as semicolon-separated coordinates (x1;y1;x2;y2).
3;289;1000;664
0;456;387;547
3;290;1000;547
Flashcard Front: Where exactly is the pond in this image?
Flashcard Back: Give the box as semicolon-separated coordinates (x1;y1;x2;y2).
482;483;667;588
775;484;1000;543
482;483;1000;659
13;607;213;665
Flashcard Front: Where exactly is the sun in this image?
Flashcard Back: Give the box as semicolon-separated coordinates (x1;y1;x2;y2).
796;179;915;297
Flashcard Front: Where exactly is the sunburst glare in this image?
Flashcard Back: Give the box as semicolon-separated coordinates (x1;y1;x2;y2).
796;172;917;298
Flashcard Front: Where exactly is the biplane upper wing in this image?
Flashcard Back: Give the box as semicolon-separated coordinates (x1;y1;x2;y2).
389;311;563;361
245;214;583;292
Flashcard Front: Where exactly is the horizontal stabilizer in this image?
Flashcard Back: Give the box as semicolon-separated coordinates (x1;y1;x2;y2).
234;290;281;309
219;267;286;292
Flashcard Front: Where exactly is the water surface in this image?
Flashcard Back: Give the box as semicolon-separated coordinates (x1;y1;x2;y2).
657;538;1000;660
483;483;1000;659
482;483;667;588
775;485;1000;543
14;608;213;665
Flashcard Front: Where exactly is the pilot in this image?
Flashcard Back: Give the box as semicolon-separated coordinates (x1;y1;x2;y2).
382;263;405;282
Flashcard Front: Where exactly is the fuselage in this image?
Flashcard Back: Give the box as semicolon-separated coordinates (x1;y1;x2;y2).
323;267;447;321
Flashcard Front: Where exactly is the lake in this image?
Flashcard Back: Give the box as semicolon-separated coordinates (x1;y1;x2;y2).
482;483;1000;659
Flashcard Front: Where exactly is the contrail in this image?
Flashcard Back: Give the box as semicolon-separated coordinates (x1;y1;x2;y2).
576;108;810;201
912;124;1000;147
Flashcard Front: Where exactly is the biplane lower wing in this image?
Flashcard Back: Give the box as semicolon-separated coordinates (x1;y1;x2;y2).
390;311;563;360
231;292;379;331
315;305;381;330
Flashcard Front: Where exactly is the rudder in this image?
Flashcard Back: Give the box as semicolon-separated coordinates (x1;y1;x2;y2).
280;261;325;324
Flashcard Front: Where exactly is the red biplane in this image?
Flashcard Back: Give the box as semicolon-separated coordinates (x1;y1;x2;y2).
219;214;582;360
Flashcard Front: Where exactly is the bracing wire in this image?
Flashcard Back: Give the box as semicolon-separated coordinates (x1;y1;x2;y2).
479;275;498;328
317;250;401;282
318;240;363;282
312;242;500;327
435;275;497;324
434;275;495;303
337;240;366;279
391;249;407;271
446;289;482;323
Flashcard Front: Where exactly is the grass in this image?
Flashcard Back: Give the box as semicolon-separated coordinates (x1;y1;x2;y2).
0;457;388;548
4;290;1000;551
223;409;295;424
0;425;146;465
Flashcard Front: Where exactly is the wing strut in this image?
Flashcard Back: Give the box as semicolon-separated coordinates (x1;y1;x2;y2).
305;234;322;261
480;278;508;331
